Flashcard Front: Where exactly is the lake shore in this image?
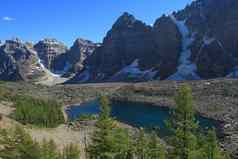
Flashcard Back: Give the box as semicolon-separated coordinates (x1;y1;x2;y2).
1;78;238;157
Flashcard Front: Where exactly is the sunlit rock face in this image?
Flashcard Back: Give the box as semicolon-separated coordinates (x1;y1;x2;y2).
0;38;45;81
34;38;68;71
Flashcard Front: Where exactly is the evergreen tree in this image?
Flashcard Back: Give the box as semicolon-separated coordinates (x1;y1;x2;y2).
40;139;60;159
98;96;111;121
0;126;41;159
147;131;166;159
13;96;64;128
168;85;198;159
203;129;230;159
88;96;131;159
61;143;80;159
0;126;81;159
134;129;166;159
135;128;148;159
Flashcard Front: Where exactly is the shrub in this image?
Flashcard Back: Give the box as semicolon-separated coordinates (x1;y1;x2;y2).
77;114;97;121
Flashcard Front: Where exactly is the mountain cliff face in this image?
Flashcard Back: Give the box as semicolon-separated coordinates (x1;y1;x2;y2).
174;0;238;78
85;13;156;82
1;0;238;83
80;13;182;82
77;0;238;82
67;39;98;72
34;38;68;72
0;38;45;81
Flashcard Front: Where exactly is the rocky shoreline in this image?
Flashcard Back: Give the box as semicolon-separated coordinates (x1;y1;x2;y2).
110;79;238;158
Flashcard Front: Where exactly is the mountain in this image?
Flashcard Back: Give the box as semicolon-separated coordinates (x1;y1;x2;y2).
0;38;45;81
0;38;98;82
71;12;181;83
53;38;99;77
34;38;68;72
175;0;238;79
1;0;238;83
72;0;238;83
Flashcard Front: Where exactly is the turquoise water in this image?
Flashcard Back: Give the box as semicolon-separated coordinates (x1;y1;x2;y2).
66;100;218;135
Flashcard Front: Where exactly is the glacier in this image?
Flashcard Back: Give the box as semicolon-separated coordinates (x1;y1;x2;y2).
167;15;201;80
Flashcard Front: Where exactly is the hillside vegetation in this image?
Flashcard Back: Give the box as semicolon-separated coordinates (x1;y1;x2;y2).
0;84;64;128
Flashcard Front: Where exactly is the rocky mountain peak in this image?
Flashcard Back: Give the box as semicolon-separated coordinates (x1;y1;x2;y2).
2;38;32;56
65;38;98;72
114;12;136;25
37;38;66;46
34;38;68;70
73;38;95;48
0;37;45;81
112;12;149;31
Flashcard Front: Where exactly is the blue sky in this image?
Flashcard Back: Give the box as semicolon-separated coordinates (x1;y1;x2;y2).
0;0;193;46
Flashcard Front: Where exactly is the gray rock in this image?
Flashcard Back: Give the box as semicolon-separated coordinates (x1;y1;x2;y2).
175;0;238;78
0;38;45;81
86;12;157;82
34;38;68;71
152;15;181;79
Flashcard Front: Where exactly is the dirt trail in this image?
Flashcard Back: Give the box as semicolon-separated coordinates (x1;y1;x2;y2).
0;102;15;116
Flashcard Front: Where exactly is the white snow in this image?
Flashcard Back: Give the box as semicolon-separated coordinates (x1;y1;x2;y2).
167;15;201;80
0;40;4;47
112;59;158;80
203;36;215;45
37;58;60;77
226;66;238;78
35;55;69;86
53;62;72;75
75;69;90;82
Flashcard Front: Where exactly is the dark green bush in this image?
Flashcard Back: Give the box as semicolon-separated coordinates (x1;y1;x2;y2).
77;114;97;121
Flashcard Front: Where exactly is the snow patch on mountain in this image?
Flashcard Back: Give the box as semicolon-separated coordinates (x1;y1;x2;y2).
203;36;216;45
112;59;158;80
167;15;201;80
226;66;238;78
74;68;91;83
35;57;69;86
53;62;72;75
37;58;60;77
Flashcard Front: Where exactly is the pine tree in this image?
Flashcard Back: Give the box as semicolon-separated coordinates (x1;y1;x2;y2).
88;96;131;159
61;143;80;159
0;126;41;159
98;96;111;121
135;128;148;159
203;129;230;159
88;96;114;159
147;132;166;159
168;85;198;159
40;139;60;159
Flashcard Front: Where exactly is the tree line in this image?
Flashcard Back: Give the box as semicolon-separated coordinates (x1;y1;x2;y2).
12;96;64;128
